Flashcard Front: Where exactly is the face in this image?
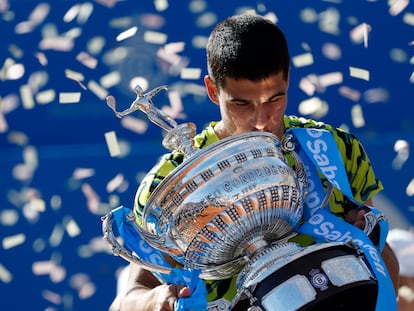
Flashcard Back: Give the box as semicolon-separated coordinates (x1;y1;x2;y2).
205;71;289;139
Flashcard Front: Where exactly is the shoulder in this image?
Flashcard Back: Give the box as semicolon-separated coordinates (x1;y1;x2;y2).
193;121;220;148
284;115;360;149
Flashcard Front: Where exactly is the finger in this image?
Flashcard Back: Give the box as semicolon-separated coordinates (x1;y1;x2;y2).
177;286;191;298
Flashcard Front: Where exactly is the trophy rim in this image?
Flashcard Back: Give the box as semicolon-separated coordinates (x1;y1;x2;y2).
143;131;284;219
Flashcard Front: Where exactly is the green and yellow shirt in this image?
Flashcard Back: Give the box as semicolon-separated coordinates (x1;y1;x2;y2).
133;115;383;304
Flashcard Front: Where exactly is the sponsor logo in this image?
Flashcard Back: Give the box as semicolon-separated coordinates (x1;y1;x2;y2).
308;213;387;277
304;129;340;189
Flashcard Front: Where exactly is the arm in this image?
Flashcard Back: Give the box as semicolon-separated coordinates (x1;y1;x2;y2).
119;263;191;311
345;198;400;295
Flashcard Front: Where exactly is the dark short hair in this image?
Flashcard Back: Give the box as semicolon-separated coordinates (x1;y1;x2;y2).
206;14;290;89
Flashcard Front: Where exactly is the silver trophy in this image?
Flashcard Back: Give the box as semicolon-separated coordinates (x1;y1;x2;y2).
102;85;378;310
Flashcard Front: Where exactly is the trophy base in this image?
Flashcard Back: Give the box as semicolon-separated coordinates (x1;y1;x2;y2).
235;242;378;311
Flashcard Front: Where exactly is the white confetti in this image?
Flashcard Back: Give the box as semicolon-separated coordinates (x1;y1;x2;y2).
0;264;12;283
42;289;62;305
403;12;414;26
39;36;75;52
180;67;202;80
350;23;371;47
105;131;121;157
406;178;414;197
299;77;316;96
82;183;101;214
116;26;138;42
120;115;148;134
144;30;167;44
339;86;361;102
389;0;409;16
0;110;8;133
298;97;329;119
292;52;314;68
20;84;35;109
318;72;343;88
349;66;370;81
100;71;121;89
36;89;56;105
64;217;81;238
106;173;125;193
2;233;26;250
76;51;98;69
88;80;108;100
72;168;95;180
49;223;64;247
5;63;25;80
59;92;81;104
351;104;365;128
392;139;409;170
0;209;19;226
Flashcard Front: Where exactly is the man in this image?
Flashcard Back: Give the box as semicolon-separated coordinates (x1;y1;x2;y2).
117;13;399;310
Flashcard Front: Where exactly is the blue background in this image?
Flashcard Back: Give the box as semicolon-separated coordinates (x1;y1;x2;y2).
1;1;413;310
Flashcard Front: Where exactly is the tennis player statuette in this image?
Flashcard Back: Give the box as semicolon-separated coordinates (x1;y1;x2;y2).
102;85;380;310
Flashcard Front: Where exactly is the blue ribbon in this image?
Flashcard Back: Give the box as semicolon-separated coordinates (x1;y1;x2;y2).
111;205;207;310
288;128;396;311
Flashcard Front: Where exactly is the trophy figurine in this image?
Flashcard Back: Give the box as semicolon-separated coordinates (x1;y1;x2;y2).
102;85;380;310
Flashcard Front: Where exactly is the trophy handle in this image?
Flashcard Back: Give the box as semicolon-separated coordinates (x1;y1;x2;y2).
101;210;173;274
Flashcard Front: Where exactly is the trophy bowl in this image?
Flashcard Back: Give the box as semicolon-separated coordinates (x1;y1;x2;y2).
140;131;307;279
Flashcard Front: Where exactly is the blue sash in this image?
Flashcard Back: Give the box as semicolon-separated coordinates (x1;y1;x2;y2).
288;128;395;311
111;206;207;310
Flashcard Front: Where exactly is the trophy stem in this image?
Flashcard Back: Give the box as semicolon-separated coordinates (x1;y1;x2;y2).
162;122;197;157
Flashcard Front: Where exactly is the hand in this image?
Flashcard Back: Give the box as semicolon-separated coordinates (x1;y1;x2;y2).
344;207;367;230
151;284;191;311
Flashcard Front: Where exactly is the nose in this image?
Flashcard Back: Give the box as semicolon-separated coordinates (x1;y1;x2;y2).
250;103;268;131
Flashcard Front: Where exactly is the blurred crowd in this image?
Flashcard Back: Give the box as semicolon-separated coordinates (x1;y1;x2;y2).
387;228;414;311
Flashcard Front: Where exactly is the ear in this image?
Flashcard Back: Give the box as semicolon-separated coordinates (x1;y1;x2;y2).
204;75;219;105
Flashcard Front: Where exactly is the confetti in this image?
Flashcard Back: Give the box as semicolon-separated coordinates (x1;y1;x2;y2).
349;66;370;81
292;52;314;68
403;12;414;26
105;131;121;157
406;178;414;197
81;183;101;214
49;223;64;247
392;139;409;170
100;71;121;89
36;89;56;105
338;86;361;102
0;209;19;226
120;115;148;134
20;84;35;109
87;80;108;100
59;92;81;104
180;67;202;80
5;63;25;80
116;26;138;42
298;97;329;119
42;289;62;305
351;104;365;128
389;0;410;16
0;264;12;283
72;168;96;180
64;216;81;238
2;233;26;250
106;173;125;193
76;51;98;69
143;30;167;44
349;23;371;47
